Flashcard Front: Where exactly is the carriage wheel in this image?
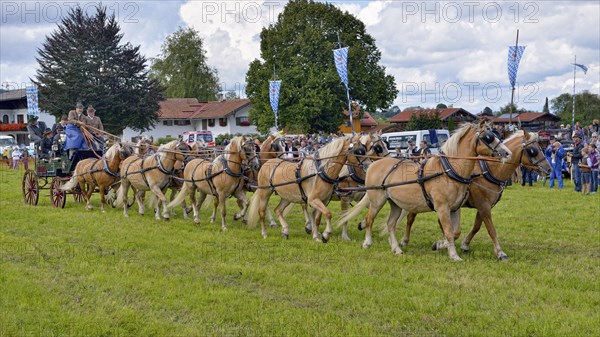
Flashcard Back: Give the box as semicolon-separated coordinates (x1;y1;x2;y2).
22;170;39;206
72;184;84;203
50;177;67;208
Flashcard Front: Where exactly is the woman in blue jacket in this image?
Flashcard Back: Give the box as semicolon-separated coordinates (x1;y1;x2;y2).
545;138;565;189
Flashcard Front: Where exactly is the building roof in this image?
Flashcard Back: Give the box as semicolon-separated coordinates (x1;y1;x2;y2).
492;112;561;123
0;88;26;102
388;107;475;123
157;98;250;119
342;109;378;127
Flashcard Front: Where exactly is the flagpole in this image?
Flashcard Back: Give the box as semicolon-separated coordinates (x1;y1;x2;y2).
572;55;576;128
509;29;519;126
336;33;353;136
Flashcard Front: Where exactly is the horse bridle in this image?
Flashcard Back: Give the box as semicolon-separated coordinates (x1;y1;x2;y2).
476;129;503;156
520;137;547;169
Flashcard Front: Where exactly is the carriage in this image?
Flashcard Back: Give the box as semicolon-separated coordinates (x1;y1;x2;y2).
21;147;103;208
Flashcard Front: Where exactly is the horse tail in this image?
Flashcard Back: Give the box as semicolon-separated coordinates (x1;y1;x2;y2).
167;183;189;209
114;182;126;207
202;194;214;210
281;202;295;217
60;176;79;192
246;192;261;228
336;193;370;228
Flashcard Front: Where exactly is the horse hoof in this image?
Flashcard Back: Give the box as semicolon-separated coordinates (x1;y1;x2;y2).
163;217;170;222
234;214;241;220
362;242;371;249
498;253;509;261
270;222;278;228
281;233;288;240
342;235;351;242
393;247;403;256
451;256;464;262
242;219;247;224
358;221;365;231
304;226;312;235
194;219;200;225
431;242;438;251
400;240;408;247
321;235;329;244
461;246;470;253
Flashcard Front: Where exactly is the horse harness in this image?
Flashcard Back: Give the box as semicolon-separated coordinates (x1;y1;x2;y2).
124;153;176;189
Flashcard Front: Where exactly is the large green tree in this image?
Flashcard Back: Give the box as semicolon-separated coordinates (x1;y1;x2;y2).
406;111;442;130
551;90;600;125
246;0;397;133
34;5;162;134
150;27;220;101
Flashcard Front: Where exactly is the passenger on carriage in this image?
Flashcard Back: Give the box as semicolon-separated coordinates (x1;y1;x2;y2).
51;115;68;155
64;101;88;157
39;129;54;159
85;105;105;150
27;115;44;148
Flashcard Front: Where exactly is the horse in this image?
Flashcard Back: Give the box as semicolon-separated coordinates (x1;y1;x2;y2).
167;136;259;230
337;121;512;261
312;132;389;240
115;140;190;220
247;136;371;242
60;142;131;212
400;129;552;260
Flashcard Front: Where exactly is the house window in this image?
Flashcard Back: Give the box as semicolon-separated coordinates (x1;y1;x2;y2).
174;120;191;126
219;118;227;127
2;115;8;123
236;116;251;126
208;119;215;127
163;120;173;126
17;115;24;124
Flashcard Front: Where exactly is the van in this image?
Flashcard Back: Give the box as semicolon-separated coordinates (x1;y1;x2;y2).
0;135;17;157
381;129;450;155
182;131;215;147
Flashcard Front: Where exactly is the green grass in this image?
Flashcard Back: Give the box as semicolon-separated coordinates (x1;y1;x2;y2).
1;165;599;336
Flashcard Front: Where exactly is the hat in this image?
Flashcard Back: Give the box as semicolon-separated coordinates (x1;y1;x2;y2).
43;128;52;136
407;139;414;144
76;101;84;109
592;133;597;137
87;104;95;112
549;135;555;140
573;134;581;139
28;115;39;122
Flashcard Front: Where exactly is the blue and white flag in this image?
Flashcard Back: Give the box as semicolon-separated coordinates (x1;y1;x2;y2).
573;63;588;74
333;47;349;89
507;46;526;88
269;80;282;117
25;85;39;115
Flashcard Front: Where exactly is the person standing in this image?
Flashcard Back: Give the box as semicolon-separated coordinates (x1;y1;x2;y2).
11;146;20;170
27;115;44;148
545;138;565;189
589;143;599;194
568;134;584;192
284;139;298;159
21;145;29;170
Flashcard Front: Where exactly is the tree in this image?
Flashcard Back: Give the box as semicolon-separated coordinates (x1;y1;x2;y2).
34;5;162;134
481;106;493;116
551;91;600;125
150;27;220;101
224;91;240;101
245;0;397;133
543;97;549;113
436;103;447;109
497;103;528;116
406;111;442;130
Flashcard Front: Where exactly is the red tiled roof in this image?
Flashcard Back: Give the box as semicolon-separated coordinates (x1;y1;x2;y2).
157;98;250;119
388;108;471;123
342;109;378;127
491;112;560;123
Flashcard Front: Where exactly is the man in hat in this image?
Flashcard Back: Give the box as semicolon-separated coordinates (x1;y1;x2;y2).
85;105;103;131
27;115;43;148
40;128;54;158
545;136;565;189
568;134;584;192
68;101;87;125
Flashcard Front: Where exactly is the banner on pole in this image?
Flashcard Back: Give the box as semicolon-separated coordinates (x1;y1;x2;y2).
507;46;526;88
26;85;39;116
269;80;282;117
333;47;349;89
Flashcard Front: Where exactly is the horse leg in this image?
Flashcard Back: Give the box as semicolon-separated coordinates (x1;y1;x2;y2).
362;193;386;249
478;209;508;260
435;207;462;261
218;194;228;231
433;210;461;250
341;197;351;241
461;212;483;252
303;205;313;234
121;181;130;217
169;188;177;216
99;186;106;213
266;207;278;228
401;212;417;247
233;188;249;222
308;199;334;243
134;189;145;216
386;202;405;256
190;187;204;225
80;180;93;210
274;199;292;239
210;197;218;224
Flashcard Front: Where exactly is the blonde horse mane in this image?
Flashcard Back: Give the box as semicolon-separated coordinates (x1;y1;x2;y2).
104;143;120;161
315;136;347;167
439;123;476;157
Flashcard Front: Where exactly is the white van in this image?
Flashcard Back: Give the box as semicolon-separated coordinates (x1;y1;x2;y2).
381;129;450;155
0;135;17;156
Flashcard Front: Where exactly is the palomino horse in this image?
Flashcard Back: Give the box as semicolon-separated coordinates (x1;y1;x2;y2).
60;142;131;212
313;132;389;240
338;122;512;261
400;130;551;260
115;140;190;220
247;136;371;242
167;136;259;230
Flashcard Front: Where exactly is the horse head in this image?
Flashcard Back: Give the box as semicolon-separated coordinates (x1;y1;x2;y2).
475;121;512;160
521;130;552;176
368;132;389;158
240;137;260;172
349;136;372;171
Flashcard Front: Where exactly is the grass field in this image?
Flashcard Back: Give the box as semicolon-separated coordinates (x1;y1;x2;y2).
0;164;598;337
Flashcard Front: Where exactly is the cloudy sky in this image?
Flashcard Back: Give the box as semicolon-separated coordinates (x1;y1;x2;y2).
1;0;598;114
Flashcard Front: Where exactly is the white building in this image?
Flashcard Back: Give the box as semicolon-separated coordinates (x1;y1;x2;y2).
122;98;258;142
0;88;56;145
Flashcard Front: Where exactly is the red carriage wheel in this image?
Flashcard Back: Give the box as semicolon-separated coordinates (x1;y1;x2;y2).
72;184;84;203
50;177;67;208
22;170;39;205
